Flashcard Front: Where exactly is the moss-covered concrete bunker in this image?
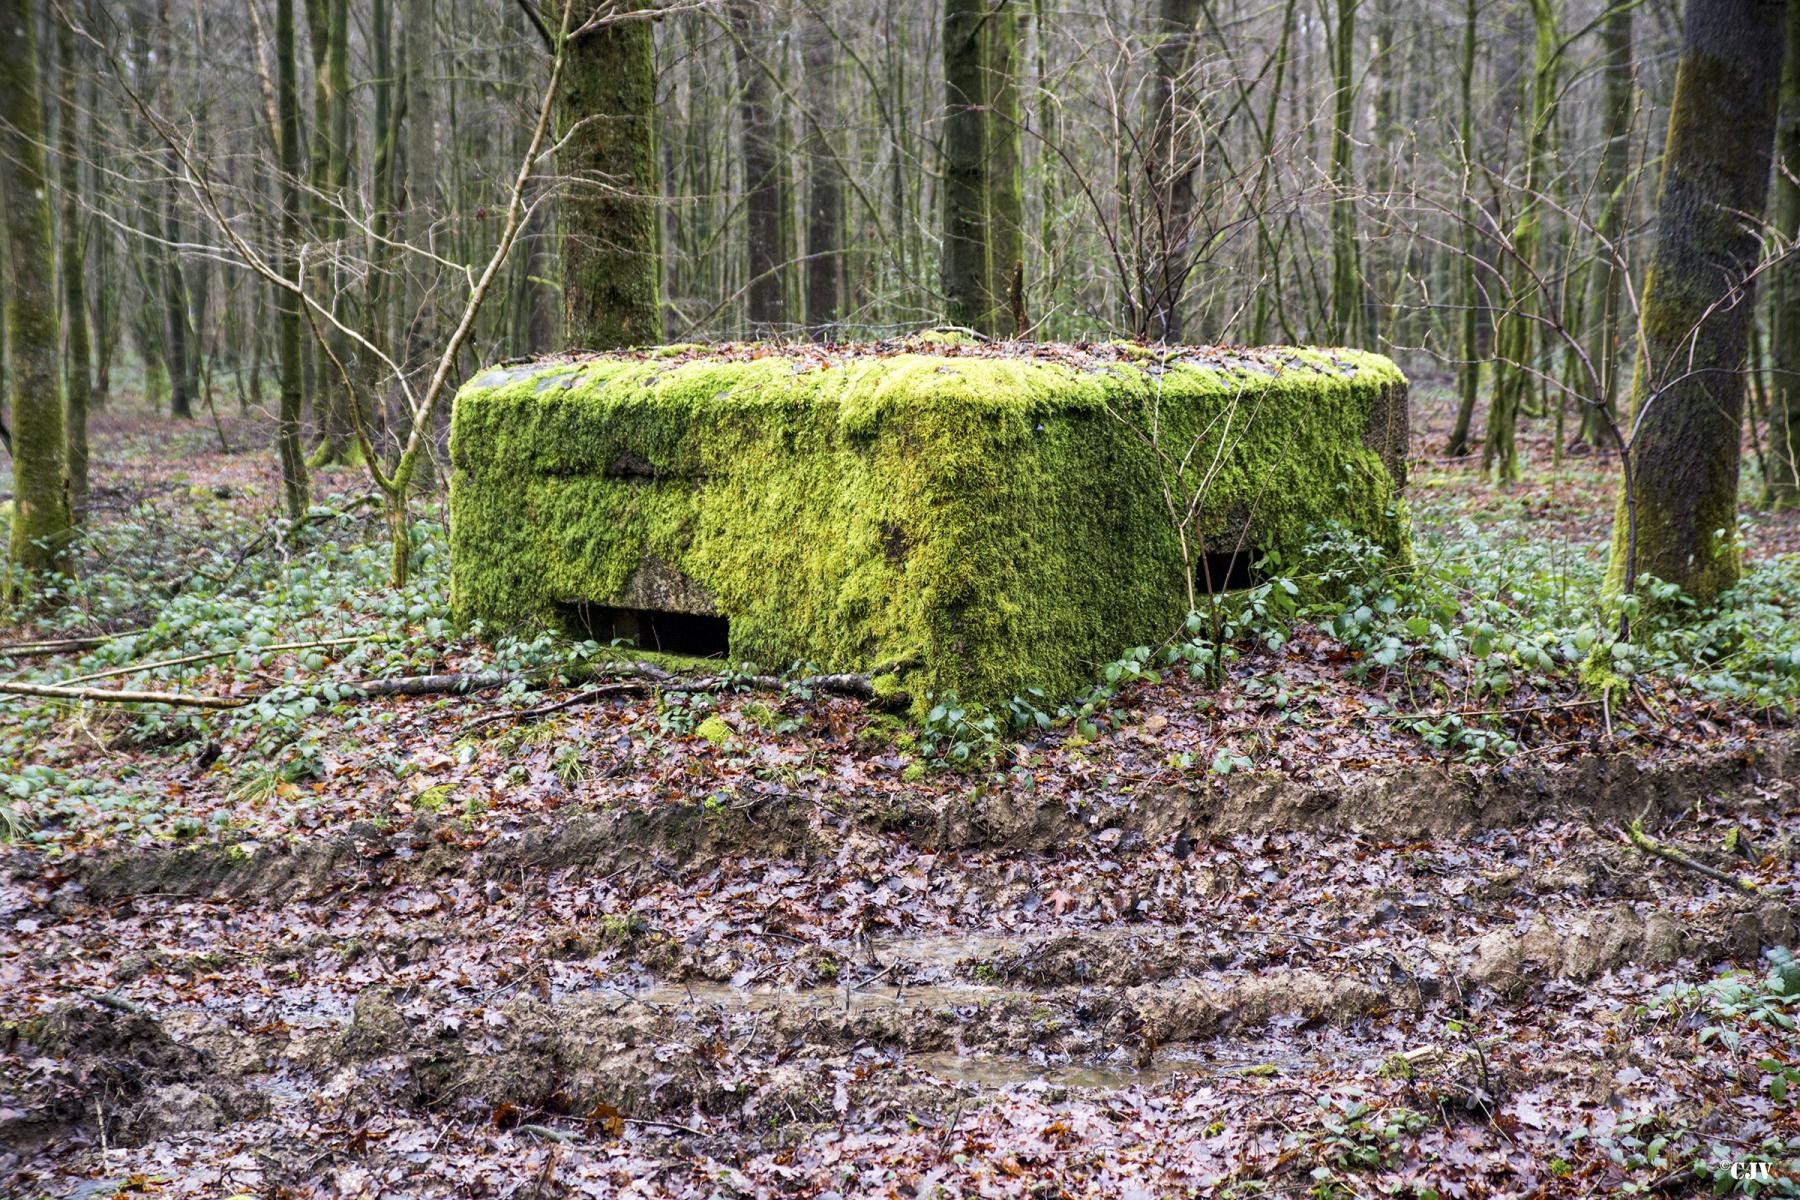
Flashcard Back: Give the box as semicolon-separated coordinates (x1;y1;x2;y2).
449;340;1409;707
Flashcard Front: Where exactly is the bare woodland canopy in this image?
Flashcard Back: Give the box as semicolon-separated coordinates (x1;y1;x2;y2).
2;0;1799;607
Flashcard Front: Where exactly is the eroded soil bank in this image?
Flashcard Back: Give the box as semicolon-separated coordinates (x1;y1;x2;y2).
5;747;1798;1198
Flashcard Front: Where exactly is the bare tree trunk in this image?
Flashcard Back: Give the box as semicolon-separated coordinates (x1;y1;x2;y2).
942;0;991;333
1581;0;1635;451
88;74;113;410
1327;0;1361;344
802;5;843;336
403;0;438;377
1145;0;1201;343
730;0;788;334
365;0;397;414
559;1;661;348
1770;0;1800;504
987;0;1024;336
56;11;91;521
1607;0;1786;607
156;0;195;419
276;0;311;520
1446;0;1481;457
1483;0;1556;485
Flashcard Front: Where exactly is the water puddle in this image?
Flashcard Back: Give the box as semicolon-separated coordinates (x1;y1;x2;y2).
911;1047;1322;1090
618;978;1011;1012
867;926;1199;979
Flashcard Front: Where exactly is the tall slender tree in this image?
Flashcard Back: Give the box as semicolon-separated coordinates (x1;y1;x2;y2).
1483;0;1557;485
57;9;92;521
1608;0;1786;607
559;1;660;348
802;5;845;335
987;0;1025;335
1327;0;1361;344
1771;0;1800;504
276;0;310;520
1;0;73;586
1580;0;1636;450
730;0;789;332
307;0;357;463
403;0;438;371
156;0;195;418
1446;0;1481;457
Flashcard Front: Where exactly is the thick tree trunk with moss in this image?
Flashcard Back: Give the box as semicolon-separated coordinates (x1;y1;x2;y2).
558;2;660;349
1580;0;1635;450
1771;0;1800;504
1;0;73;584
730;0;788;333
57;13;91;521
1607;0;1785;606
942;0;991;334
276;0;310;521
986;0;1025;337
1145;0;1201;344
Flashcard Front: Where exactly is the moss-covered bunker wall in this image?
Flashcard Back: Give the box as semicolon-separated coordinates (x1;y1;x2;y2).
449;340;1408;707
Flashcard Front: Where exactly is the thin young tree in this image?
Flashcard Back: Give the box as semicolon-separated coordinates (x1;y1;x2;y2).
1327;0;1361;344
1607;0;1786;607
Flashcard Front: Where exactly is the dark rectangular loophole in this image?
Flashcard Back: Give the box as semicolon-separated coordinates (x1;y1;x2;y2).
557;602;730;659
1198;549;1261;595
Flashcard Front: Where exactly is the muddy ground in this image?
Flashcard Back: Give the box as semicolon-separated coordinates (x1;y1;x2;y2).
4;740;1799;1197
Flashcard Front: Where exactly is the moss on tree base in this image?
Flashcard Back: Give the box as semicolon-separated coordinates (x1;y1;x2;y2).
449;339;1409;707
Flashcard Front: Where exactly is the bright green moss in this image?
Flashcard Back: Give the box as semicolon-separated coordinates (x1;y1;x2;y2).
450;342;1408;708
694;716;733;746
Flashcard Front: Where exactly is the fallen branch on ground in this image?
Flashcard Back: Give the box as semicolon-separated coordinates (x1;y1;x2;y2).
0;628;151;659
1616;820;1763;895
0;679;248;710
60;634;383;686
3;658;904;715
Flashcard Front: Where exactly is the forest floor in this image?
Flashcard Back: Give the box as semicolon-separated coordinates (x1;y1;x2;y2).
3;367;1800;1198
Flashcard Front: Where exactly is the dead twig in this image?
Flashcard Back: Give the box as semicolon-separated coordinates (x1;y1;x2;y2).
623;1116;706;1137
1616;820;1763;895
